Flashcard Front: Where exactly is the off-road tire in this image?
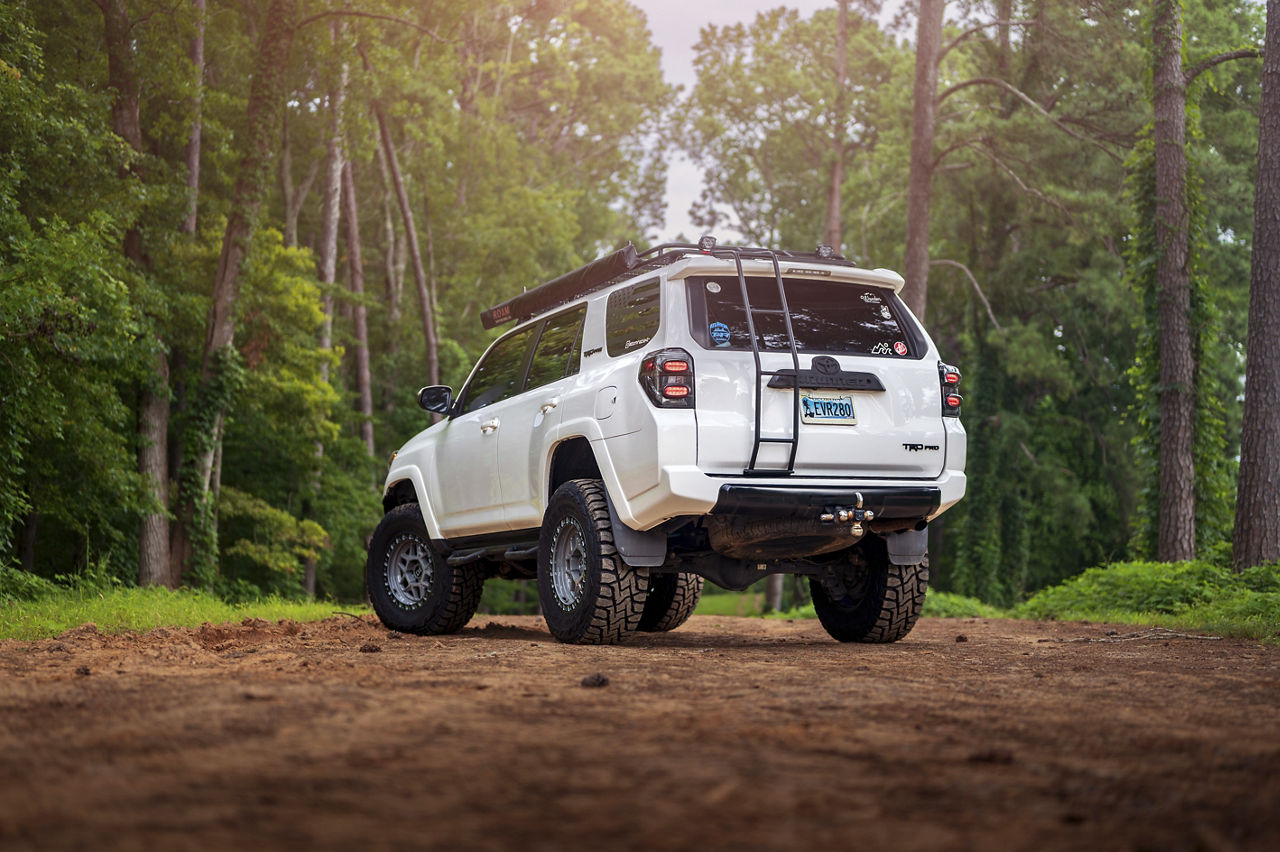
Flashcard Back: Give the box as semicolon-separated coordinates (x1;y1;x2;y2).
809;537;928;643
366;503;484;635
537;479;649;645
638;572;703;632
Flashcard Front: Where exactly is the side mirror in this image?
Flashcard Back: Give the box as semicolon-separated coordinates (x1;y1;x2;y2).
417;385;453;415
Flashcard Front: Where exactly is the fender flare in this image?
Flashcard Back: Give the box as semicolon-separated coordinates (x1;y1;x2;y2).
382;464;444;540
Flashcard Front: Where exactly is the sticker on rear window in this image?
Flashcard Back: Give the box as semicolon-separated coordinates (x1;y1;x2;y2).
710;321;731;346
706;281;722;294
893;341;908;355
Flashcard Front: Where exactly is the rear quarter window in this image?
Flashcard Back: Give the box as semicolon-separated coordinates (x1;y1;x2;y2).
605;278;660;357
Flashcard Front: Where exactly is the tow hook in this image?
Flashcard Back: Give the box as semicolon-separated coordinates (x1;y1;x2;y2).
819;492;874;536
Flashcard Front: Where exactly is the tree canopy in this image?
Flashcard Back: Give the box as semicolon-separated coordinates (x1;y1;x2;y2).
0;0;1272;603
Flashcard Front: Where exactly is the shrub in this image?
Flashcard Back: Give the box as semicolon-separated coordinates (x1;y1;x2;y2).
0;565;58;601
1016;560;1233;619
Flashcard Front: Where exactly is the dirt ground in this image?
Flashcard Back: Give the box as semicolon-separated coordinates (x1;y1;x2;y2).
0;614;1277;852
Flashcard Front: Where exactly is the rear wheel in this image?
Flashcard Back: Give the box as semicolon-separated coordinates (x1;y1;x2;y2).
639;572;703;632
366;503;484;635
809;537;928;643
537;479;649;645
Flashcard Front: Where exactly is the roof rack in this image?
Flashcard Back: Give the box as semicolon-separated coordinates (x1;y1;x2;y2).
479;237;857;329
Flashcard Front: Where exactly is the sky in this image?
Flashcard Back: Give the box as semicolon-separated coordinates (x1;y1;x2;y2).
628;0;900;244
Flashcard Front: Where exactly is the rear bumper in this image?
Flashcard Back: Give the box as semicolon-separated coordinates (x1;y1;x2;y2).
709;484;940;520
609;462;966;531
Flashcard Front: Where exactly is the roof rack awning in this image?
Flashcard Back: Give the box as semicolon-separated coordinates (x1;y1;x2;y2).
480;242;640;329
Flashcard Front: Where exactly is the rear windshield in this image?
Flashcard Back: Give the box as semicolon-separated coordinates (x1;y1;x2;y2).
688;276;918;358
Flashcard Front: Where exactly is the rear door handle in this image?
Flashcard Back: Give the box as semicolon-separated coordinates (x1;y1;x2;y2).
480;419;499;434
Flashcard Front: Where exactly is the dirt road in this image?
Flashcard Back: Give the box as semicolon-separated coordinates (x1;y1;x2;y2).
0;614;1277;851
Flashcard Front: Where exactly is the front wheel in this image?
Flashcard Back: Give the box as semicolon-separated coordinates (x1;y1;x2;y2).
366;503;484;635
809;538;928;643
537;479;649;645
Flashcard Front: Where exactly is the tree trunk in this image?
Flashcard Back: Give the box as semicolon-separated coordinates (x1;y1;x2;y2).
1152;0;1196;562
1233;0;1280;571
96;0;178;588
19;512;38;575
179;0;297;580
902;0;945;320
374;101;439;385
182;0;206;235
823;0;849;253
764;573;785;614
316;52;347;383
138;354;173;587
343;159;376;458
280;112;319;250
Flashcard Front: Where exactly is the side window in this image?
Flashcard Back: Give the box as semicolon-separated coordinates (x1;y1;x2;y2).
525;305;586;392
605;278;660;357
459;325;538;414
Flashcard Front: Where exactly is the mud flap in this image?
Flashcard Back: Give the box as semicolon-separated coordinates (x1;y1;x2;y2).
604;492;668;568
885;528;928;566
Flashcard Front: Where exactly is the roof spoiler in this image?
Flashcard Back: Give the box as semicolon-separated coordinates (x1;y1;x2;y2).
480;242;640;329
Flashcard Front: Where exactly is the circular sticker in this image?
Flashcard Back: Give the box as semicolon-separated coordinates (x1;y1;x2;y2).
893;341;908;356
706;281;722;294
710;321;731;346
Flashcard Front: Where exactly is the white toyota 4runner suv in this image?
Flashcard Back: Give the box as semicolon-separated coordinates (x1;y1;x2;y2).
367;238;966;645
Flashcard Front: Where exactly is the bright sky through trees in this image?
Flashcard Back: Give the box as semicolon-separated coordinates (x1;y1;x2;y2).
631;0;889;242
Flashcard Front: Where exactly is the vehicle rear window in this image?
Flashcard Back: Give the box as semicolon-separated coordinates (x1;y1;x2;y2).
690;276;917;357
606;279;660;357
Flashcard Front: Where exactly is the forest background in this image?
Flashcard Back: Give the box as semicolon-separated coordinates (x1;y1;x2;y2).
0;0;1276;609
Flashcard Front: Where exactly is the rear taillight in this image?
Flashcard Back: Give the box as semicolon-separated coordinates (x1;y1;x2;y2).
939;362;962;417
640;348;695;409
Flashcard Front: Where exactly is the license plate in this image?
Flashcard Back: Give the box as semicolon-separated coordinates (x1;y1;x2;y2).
800;392;857;425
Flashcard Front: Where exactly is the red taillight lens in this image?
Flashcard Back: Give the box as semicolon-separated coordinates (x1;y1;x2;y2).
939;362;962;417
640;348;695;409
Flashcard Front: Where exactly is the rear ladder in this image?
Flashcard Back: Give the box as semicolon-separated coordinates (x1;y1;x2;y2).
728;250;801;476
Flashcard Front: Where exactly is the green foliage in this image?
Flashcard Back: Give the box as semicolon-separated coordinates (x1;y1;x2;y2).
1016;560;1280;640
1;0;1265;613
0;585;361;641
677;5;907;252
477;579;540;616
1019;560;1244;617
220;487;328;576
0;564;58;602
0;0;150;572
922;591;1006;619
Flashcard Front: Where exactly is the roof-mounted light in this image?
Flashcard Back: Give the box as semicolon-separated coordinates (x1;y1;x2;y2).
816;244;834;259
698;235;717;253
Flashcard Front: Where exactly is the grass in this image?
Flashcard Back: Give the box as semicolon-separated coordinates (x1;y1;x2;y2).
690;561;1280;643
0;585;362;641
695;591;766;617
4;561;1276;643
